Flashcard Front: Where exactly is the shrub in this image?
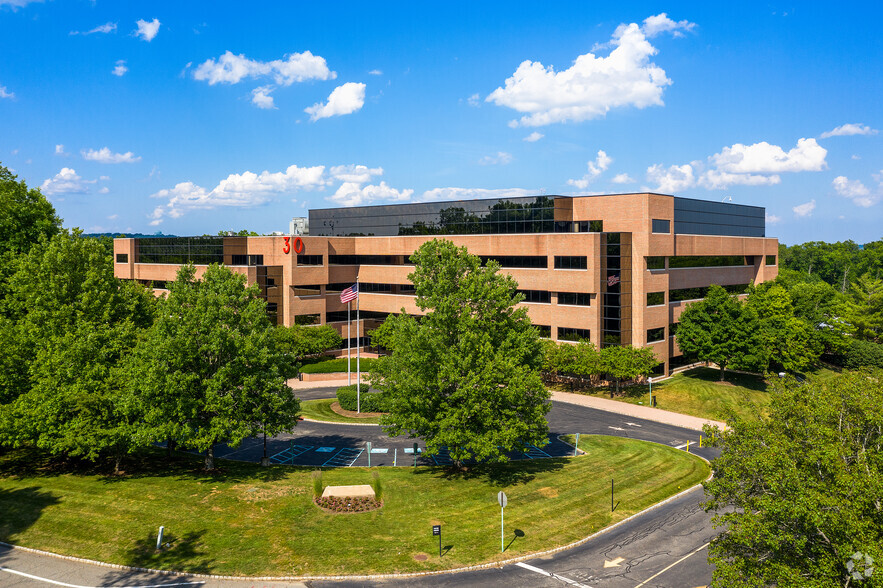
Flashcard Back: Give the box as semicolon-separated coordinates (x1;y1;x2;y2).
845;339;883;369
311;470;324;497
371;471;383;500
336;384;387;412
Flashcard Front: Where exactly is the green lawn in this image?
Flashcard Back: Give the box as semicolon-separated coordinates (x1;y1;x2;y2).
299;357;379;374
299;398;382;424
0;436;708;577
560;365;840;423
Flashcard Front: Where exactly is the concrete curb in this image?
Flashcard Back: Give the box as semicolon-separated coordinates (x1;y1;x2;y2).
0;474;711;583
299;416;379;427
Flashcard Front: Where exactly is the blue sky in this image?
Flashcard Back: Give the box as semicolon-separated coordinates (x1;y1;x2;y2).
1;1;881;245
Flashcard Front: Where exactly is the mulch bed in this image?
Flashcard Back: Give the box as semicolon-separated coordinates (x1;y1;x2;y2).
314;495;383;513
329;401;385;419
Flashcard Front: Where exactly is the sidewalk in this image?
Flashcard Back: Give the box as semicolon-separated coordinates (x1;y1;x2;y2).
288;374;728;431
551;390;728;431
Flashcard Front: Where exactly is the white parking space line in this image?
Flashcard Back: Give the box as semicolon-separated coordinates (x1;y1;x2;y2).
0;566;205;588
632;542;710;588
515;562;593;588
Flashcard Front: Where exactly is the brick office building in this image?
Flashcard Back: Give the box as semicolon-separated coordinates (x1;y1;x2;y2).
113;193;778;374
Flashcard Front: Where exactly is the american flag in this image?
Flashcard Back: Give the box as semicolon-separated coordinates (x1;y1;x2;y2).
340;283;359;303
607;275;620;287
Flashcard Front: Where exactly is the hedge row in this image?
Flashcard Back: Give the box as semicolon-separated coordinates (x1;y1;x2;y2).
336;384;388;412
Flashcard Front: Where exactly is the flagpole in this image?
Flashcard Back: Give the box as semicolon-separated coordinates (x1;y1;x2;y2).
347;300;351;386
356;275;361;413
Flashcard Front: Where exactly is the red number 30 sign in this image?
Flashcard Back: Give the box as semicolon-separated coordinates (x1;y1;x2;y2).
283;236;304;255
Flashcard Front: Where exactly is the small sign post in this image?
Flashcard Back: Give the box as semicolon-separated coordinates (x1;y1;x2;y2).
497;491;508;552
432;524;441;557
156;525;164;551
573;433;580;457
413;442;419;467
366;441;372;467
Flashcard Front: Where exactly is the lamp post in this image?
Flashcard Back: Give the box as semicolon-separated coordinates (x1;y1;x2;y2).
648;376;653;407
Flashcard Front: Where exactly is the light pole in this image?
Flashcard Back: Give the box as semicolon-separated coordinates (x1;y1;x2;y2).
648;376;653;407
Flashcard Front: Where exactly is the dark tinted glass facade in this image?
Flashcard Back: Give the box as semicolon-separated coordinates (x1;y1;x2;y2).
673;197;765;237
310;196;571;236
137;237;224;264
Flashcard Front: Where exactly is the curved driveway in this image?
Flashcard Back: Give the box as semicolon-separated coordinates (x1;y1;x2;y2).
1;386;721;587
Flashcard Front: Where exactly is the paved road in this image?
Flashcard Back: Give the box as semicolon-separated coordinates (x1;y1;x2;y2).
0;387;720;587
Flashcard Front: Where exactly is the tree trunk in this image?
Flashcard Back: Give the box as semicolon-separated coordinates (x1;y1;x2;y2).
114;454;122;475
205;444;215;471
719;364;726;381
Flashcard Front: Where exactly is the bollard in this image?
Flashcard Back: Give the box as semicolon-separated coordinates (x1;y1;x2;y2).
156;526;164;550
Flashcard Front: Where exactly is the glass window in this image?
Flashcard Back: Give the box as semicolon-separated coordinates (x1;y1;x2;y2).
480;255;548;269
534;325;552;338
669;255;746;268
294;314;320;325
554;256;588;270
558;327;591;342
651;219;670;233
136;236;225;265
558;292;592;306
646;256;665;270
589;220;603;232
292;285;322;296
297;254;323;266
669;283;750;302
115;253;128;263
766;255;776;266
647;291;665;306
517;290;551;303
647;327;665;343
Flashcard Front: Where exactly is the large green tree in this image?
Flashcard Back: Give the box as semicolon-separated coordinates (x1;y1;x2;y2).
0;165;63;309
844;274;883;343
0;232;155;468
600;345;659;396
747;283;821;372
271;323;342;363
126;264;299;470
704;370;883;587
369;239;551;467
676;285;760;380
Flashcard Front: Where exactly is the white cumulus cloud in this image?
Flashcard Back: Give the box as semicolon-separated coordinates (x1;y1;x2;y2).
646;137;828;192
134;18;160;42
150;164;328;223
329;164;384;183
640;13;696;38
567;150;612;189
418;187;534;202
82;147;141;164
833;175;880;208
646;163;696;193
112;60;128;77
368;69;383;76
765;213;781;225
611;173;635;184
305;82;366;121
793;200;816;218
479;151;513;166
820;123;879;139
0;86;14;99
55;144;65;155
486;19;677;127
40;168;93;196
193;50;336;86
329;181;413;207
523;132;544;142
710;138;827;174
71;22;116;35
251;85;276;109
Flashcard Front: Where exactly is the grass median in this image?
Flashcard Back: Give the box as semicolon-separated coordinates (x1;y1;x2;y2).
299;398;382;424
0;436;708;577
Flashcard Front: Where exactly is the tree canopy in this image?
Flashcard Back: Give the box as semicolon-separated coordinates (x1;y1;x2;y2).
704;370;883;587
125;264;300;470
0;231;156;468
0;165;62;259
676;285;760;380
369;239;550;466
